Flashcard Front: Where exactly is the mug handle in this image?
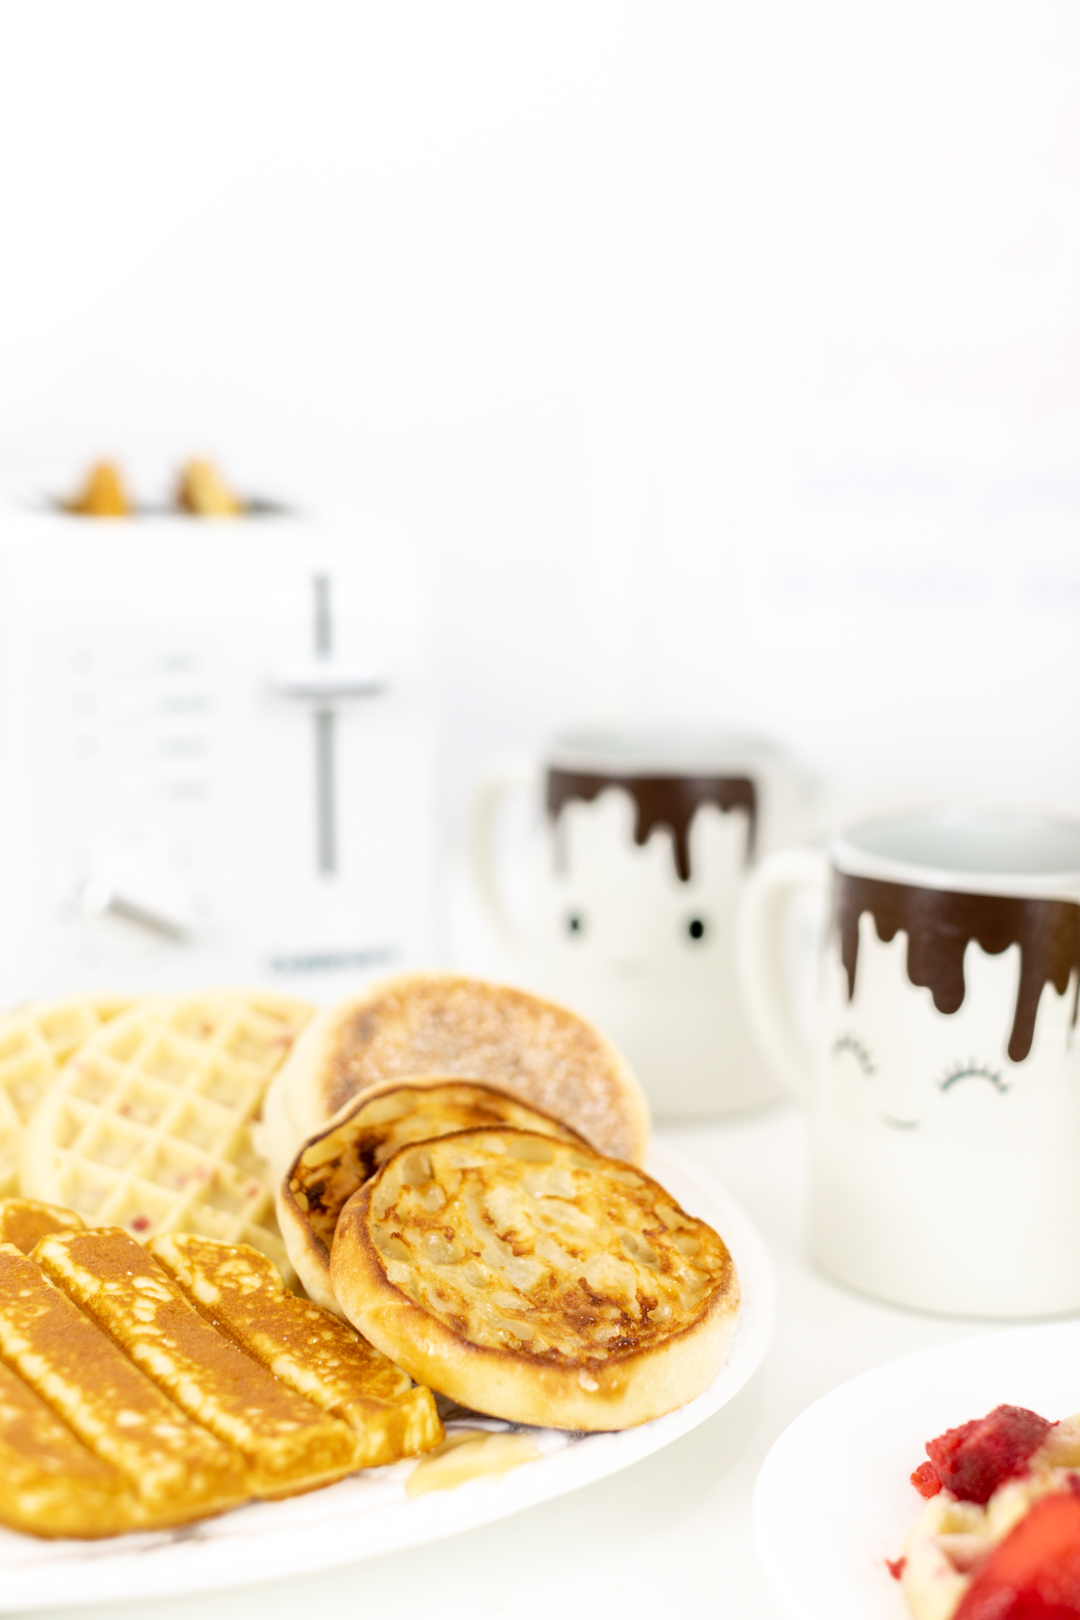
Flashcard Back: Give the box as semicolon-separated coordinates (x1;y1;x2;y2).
736;847;829;1104
467;761;539;954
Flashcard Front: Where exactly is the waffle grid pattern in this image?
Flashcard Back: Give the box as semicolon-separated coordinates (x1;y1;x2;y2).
25;994;311;1271
0;998;132;1196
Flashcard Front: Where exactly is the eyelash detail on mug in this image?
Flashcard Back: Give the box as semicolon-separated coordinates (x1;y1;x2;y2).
938;1061;1008;1093
831;1033;876;1075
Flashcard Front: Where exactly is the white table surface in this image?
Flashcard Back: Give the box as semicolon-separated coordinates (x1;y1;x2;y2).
23;1104;990;1620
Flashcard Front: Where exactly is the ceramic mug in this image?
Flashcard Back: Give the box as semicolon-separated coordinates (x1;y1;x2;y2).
737;808;1080;1317
469;727;807;1116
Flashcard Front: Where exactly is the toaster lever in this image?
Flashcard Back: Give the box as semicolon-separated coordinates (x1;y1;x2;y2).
269;659;385;703
78;879;191;944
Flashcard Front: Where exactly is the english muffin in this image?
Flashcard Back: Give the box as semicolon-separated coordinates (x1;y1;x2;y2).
279;1076;588;1311
330;1127;739;1431
263;973;649;1179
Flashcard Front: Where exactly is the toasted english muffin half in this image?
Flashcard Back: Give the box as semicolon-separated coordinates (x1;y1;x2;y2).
330;1127;739;1431
263;973;650;1180
279;1077;587;1312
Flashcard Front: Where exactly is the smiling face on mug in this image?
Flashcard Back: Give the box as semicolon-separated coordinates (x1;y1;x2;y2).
819;881;1080;1159
820;900;1080;1156
739;809;1080;1315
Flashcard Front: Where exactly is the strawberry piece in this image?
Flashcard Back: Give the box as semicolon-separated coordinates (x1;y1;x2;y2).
926;1406;1053;1505
954;1492;1080;1618
912;1460;942;1498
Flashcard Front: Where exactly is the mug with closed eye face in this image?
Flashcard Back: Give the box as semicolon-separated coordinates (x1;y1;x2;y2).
737;809;1080;1317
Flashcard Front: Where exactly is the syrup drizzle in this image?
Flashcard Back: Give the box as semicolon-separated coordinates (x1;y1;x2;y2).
546;771;757;883
834;873;1080;1063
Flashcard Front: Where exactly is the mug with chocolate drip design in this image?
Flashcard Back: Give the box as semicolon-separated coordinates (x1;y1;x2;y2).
737;809;1080;1316
469;728;807;1116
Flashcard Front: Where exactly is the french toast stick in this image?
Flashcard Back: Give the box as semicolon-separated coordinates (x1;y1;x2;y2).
35;1228;360;1498
149;1231;443;1466
0;1242;245;1525
0;1356;137;1538
0;1196;84;1254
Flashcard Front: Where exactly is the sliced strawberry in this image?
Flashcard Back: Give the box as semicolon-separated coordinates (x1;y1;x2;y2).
954;1492;1080;1618
926;1406;1053;1505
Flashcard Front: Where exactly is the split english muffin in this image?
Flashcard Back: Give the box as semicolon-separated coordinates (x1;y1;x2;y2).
330;1127;739;1431
263;973;650;1179
279;1076;589;1313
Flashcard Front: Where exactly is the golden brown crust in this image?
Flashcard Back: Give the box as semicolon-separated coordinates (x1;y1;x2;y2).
0;1357;139;1538
330;1129;739;1430
0;1196;84;1254
0;1242;247;1525
278;1076;587;1312
264;974;650;1178
148;1231;443;1467
35;1228;359;1498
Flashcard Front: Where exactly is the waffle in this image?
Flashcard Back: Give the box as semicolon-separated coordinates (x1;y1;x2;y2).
36;1227;359;1498
263;973;650;1180
22;991;313;1277
0;1088;21;1203
331;1127;740;1431
0;994;133;1196
149;1231;443;1467
279;1076;588;1311
0;1241;246;1526
0;1195;84;1253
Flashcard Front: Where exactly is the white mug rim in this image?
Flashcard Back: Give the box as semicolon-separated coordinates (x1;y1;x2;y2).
547;726;783;778
830;807;1080;901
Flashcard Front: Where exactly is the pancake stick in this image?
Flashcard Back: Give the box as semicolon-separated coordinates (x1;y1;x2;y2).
0;1243;245;1526
0;1196;84;1254
35;1228;360;1498
149;1232;444;1467
0;1357;136;1538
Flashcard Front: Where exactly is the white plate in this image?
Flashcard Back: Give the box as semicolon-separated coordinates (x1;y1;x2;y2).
0;1143;774;1612
754;1319;1080;1620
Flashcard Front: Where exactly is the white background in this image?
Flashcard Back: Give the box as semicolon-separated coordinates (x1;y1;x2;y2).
0;17;1077;1613
2;1;1079;840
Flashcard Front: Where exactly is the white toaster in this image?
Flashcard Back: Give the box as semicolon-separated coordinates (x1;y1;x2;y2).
0;500;437;1004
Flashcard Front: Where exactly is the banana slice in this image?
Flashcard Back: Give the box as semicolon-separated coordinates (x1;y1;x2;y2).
331;1128;739;1431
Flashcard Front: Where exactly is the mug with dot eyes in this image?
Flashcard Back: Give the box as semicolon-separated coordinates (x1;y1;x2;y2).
468;727;808;1117
736;808;1080;1317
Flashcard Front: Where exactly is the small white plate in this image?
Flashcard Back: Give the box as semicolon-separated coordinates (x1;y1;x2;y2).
754;1319;1080;1620
0;1144;774;1612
